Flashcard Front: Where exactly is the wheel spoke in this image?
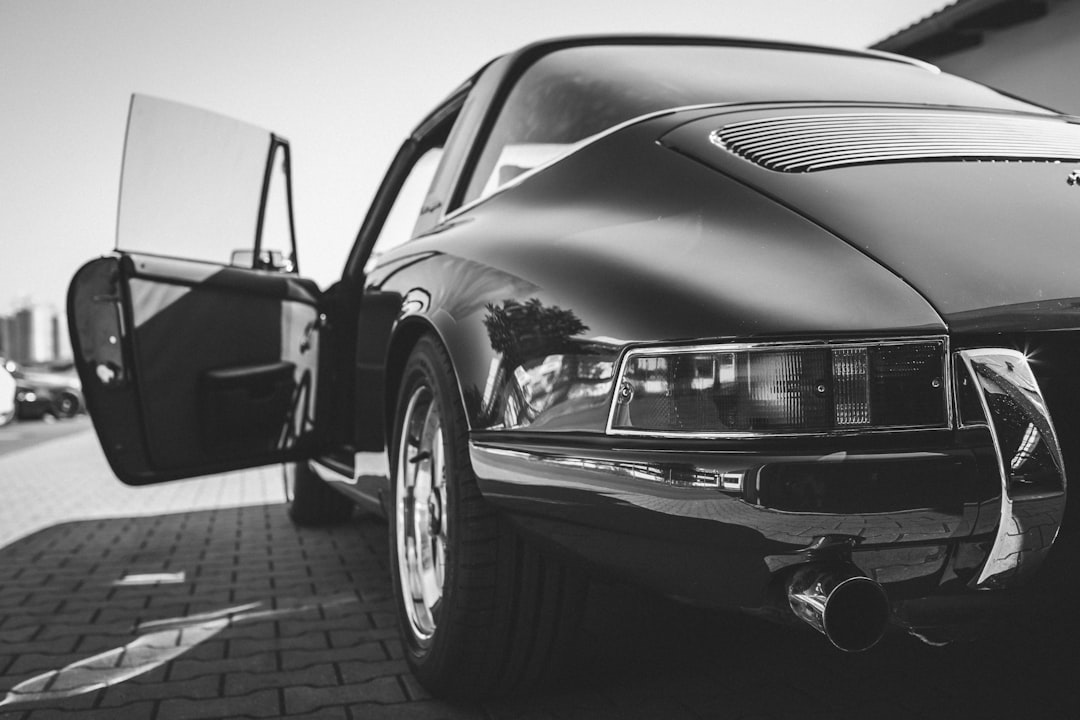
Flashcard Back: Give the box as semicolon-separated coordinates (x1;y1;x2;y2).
434;535;446;589
431;425;447;589
405;538;424;602
395;384;449;644
433;426;446;531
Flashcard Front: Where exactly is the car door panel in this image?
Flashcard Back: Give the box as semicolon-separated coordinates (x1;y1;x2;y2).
70;253;320;485
69;95;323;485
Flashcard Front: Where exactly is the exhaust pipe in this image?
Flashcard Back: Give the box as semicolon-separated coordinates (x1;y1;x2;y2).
786;562;889;652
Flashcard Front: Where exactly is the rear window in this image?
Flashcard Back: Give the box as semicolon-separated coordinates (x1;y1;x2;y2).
462;43;1038;204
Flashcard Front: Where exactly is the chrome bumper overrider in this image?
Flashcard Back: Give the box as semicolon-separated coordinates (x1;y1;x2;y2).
957;349;1066;589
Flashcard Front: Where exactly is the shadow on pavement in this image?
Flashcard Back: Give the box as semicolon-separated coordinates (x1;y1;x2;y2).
0;503;1077;719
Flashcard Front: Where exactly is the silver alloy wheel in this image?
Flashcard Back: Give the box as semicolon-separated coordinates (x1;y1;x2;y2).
396;384;448;645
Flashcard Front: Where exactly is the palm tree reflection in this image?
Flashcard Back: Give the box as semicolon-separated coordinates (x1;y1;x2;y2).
480;299;615;429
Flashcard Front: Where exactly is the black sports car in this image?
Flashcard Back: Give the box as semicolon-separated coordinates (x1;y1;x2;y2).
70;36;1078;697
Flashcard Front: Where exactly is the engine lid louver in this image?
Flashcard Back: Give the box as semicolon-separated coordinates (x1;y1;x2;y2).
713;112;1080;172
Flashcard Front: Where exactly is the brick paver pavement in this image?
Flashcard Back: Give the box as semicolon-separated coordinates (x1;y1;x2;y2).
1;423;1079;718
0;420;285;549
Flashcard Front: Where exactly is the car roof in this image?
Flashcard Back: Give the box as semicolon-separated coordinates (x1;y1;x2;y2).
367;33;1043;270
504;34;935;72
411;34;937;139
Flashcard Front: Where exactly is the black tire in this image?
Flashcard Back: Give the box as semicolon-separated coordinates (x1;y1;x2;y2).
55;392;80;418
284;461;354;526
390;335;587;698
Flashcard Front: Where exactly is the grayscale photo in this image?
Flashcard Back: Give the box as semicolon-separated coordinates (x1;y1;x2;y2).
2;1;1079;718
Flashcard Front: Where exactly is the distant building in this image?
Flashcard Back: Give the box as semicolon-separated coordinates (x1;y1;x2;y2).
53;313;72;363
15;305;53;364
0;304;69;365
0;316;12;361
874;0;1080;115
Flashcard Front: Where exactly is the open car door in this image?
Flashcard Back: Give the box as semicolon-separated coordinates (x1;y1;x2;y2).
69;95;321;485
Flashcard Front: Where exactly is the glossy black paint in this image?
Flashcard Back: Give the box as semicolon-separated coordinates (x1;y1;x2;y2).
366;111;948;435
436;36;1037;214
349;37;1055;450
664;105;1080;325
348;40;1077;622
69;37;1080;637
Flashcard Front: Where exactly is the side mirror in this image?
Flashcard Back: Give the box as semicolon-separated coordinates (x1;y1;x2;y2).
230;249;295;273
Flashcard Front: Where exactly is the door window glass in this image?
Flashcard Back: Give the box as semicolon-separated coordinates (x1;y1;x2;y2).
365;147;444;273
117;95;274;265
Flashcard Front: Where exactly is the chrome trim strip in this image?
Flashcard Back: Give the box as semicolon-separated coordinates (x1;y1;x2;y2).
857;47;940;74
441;102;733;223
310;458;352;485
604;336;951;439
956;349;1066;589
472;443;727;489
470;442;976;549
713;112;1080;172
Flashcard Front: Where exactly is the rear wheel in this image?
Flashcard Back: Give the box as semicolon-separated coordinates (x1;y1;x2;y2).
391;335;587;698
284;461;353;526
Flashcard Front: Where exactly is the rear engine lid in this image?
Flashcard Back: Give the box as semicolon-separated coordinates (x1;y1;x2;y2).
662;106;1080;331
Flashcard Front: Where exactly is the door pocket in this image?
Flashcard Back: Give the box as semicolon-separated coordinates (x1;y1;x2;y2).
198;361;296;459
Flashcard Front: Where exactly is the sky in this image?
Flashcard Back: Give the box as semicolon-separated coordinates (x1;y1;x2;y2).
0;0;950;314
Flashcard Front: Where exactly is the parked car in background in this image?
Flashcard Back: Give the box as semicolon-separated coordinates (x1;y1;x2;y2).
4;358;84;421
0;361;15;426
70;36;1080;697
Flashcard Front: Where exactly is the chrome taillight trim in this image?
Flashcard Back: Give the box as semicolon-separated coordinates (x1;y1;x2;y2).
713;112;1080;172
604;336;951;438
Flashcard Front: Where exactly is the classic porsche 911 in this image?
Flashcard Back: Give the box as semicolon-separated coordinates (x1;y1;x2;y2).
69;36;1079;696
